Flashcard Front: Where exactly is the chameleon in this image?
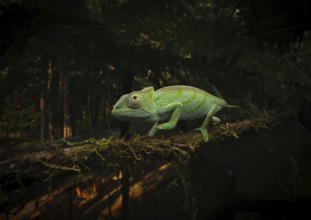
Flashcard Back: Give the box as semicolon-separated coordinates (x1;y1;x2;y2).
111;85;238;142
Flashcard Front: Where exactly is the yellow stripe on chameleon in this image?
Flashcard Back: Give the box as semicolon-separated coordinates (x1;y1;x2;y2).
177;87;183;96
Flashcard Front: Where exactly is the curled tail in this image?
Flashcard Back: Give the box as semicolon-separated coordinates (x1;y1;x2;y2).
225;104;241;109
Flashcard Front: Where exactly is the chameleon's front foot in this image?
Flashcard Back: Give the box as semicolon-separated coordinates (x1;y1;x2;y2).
148;122;158;137
156;122;175;130
194;127;209;142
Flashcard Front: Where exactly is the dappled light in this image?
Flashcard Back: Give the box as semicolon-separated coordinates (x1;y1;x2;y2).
4;163;173;219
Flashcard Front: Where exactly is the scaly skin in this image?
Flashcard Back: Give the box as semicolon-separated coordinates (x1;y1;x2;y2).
111;85;237;142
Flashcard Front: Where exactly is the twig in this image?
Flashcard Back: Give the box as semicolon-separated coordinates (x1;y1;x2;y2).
36;160;81;172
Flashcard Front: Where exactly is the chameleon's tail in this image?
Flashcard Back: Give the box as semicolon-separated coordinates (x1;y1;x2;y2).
224;104;241;109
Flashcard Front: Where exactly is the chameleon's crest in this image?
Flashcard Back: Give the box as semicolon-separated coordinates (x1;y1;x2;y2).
140;86;156;114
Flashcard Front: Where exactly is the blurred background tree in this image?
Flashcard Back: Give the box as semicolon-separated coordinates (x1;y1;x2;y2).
0;0;310;141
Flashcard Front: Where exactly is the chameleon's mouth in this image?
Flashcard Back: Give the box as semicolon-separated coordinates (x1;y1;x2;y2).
111;108;151;121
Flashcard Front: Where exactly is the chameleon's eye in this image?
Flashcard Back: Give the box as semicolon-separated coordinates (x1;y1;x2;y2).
127;93;143;108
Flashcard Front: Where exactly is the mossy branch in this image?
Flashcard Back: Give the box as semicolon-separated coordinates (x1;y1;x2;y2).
0;111;283;181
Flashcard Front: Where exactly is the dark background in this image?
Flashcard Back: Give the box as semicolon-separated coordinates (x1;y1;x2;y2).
1;0;311;142
1;1;311;220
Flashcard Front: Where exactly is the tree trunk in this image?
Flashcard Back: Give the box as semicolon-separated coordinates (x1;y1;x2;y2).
40;59;53;142
40;90;46;142
92;92;99;132
120;69;134;138
58;63;64;139
88;89;94;133
63;70;72;139
47;62;55;140
58;60;72;139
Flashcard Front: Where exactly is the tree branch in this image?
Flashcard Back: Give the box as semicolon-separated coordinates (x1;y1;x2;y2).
0;111;283;182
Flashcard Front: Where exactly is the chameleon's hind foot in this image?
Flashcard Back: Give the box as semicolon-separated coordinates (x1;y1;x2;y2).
212;116;221;124
194;127;209;142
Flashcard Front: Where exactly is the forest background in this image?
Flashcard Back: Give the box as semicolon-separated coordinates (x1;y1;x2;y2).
1;0;310;142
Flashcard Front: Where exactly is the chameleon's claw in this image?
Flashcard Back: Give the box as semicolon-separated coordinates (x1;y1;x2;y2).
194;127;209;142
157;123;173;130
212;116;221;123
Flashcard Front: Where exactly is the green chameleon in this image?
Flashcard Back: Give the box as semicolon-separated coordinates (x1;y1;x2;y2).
111;85;238;142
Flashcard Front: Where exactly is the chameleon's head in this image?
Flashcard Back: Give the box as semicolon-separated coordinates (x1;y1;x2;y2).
111;87;155;122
